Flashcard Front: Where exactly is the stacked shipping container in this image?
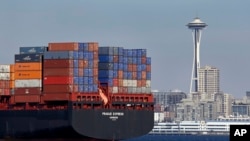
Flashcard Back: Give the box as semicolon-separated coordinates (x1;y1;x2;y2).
14;47;47;95
98;47;151;94
0;65;14;95
43;42;99;95
0;42;151;100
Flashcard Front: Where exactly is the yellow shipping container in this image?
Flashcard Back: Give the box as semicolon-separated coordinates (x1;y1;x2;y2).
15;62;42;71
14;71;42;79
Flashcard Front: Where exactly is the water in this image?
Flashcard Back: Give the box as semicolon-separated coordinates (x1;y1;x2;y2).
124;134;229;141
0;135;230;141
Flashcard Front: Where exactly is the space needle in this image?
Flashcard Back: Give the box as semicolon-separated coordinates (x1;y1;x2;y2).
187;17;207;94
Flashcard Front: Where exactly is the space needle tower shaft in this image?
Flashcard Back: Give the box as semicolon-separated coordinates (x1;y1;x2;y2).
187;17;207;93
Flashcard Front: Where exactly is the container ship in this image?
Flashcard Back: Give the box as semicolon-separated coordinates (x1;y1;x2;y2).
0;42;154;141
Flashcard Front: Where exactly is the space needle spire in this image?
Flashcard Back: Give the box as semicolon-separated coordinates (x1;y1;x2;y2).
187;17;207;94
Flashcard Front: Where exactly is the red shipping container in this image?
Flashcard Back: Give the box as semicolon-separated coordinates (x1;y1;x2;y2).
14;94;40;103
44;68;74;76
73;85;78;92
78;60;88;68
78;68;84;76
118;87;123;93
113;79;118;87
142;71;146;80
93;68;98;76
132;72;137;79
93;60;98;68
113;56;118;63
122;87;128;93
118;71;123;79
42;93;69;101
48;42;79;51
43;59;74;68
88;46;94;52
0;80;10;88
141;57;147;64
141;80;146;87
93;77;98;84
43;84;74;93
14;87;42;95
146;65;151;72
128;64;133;72
119;79;123;87
93;52;98;60
43;76;73;85
132;65;137;72
137;80;142;87
0;88;10;95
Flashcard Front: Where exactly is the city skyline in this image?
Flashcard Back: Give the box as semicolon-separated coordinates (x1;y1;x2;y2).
0;1;250;98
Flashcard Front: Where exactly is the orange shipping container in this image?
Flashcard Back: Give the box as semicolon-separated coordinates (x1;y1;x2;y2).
15;71;42;79
10;73;15;80
15;62;42;71
48;42;79;51
10;64;15;73
9;80;15;88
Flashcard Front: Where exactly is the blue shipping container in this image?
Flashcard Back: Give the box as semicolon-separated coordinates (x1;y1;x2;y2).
146;72;151;80
44;51;78;59
78;52;84;59
83;77;89;85
137;72;142;79
127;72;132;79
118;63;123;70
99;47;114;55
123;72;128;79
19;46;48;54
15;54;42;62
88;61;94;68
88;69;93;76
98;70;114;78
78;85;84;92
73;60;78;68
99;63;114;70
113;71;118;78
132;49;137;57
99;55;114;62
74;77;79;84
78;43;88;51
118;47;123;56
84;69;89;76
123;65;128;71
73;68;79;77
88;77;94;85
98;78;113;86
146;57;151;65
78;77;83;85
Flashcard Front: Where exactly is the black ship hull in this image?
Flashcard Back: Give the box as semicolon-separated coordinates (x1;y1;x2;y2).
0;108;154;140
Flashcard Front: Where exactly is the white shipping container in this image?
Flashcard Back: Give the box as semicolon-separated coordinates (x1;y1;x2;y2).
127;80;133;87
132;80;137;87
128;87;133;93
15;79;42;88
112;87;118;93
146;80;151;88
0;65;10;73
146;87;151;94
132;87;137;93
0;73;10;80
141;87;146;93
123;80;128;87
136;87;142;93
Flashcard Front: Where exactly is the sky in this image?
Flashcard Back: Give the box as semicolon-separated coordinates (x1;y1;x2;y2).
0;0;250;98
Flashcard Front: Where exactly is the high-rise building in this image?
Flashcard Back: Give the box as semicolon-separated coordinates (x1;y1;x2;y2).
198;65;220;95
